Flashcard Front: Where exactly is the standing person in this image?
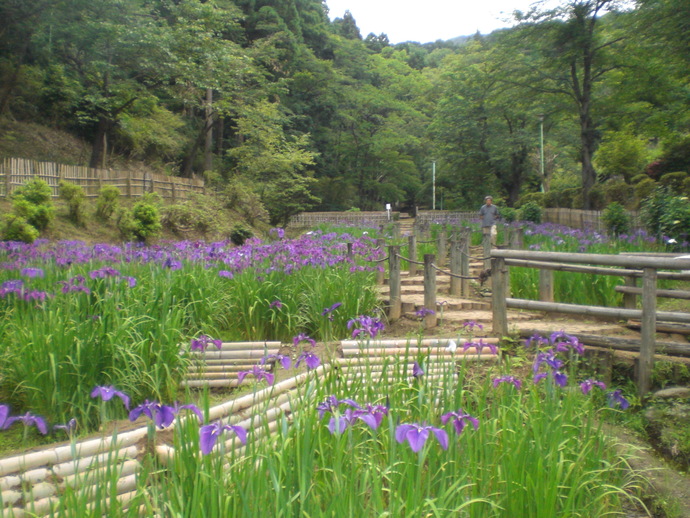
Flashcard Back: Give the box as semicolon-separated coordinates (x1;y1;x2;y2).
479;195;500;245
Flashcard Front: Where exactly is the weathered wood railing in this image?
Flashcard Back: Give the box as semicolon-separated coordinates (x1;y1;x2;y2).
489;250;690;397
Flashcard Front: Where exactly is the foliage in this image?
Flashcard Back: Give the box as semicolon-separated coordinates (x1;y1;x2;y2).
95;185;121;221
0;215;40;243
59;181;86;225
516;192;545;208
221;178;268;225
162;195;221;236
659;172;688;194
229;224;253;245
518;201;543;224
500;207;518;223
263;175;321;227
130;198;162;243
602;180;634;207
594;130;650;182
634;178;656;205
10;178;55;231
640;186;690;244
602;202;631;236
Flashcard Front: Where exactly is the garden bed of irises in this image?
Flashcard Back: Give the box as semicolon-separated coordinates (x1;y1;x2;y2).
2;326;642;517
0;231;383;435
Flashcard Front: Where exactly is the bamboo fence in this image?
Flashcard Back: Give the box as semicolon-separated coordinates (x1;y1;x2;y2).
0;158;204;201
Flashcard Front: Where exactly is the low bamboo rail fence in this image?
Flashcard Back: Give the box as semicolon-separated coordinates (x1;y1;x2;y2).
489;250;690;397
289;211;400;228
0;158;204;201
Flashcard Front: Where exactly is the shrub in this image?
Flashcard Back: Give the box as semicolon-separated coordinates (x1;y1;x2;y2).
222;179;268;225
518;201;543;223
634;178;656;206
11;178;55;231
59;181;86;225
602;202;631;237
0;215;40;243
115;208;137;241
684;177;690;197
229;224;253;245
162;200;217;235
95;185;121;221
516;192;545;208
500;207;518;223
641;186;690;244
659;172;688;194
630;174;648;185
603;180;634;207
131;199;162;242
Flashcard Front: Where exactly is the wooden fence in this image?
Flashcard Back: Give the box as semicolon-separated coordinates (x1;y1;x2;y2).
490;249;690;397
289;211;400;227
0;158;205;201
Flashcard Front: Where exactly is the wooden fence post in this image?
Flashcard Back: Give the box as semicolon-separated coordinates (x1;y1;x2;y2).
388;246;401;321
424;254;437;328
449;238;462;296
509;227;524;249
638;267;657;398
346;242;354;262
4;159;10;197
126;170;132;198
623;276;637;310
461;230;470;296
408;235;418;277
482;232;492;271
492;256;508;336
375;239;385;285
539;269;554;302
437;230;447;267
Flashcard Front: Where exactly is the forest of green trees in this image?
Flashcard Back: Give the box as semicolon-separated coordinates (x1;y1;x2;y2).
1;0;689;217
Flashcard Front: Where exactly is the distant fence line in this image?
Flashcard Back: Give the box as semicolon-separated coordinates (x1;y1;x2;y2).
0;158;205;201
289;211;400;227
417;208;642;232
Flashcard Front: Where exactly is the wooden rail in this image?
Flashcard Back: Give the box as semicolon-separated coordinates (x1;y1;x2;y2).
490;249;690;397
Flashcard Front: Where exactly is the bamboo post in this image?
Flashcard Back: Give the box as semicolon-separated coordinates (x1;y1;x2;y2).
638;267;657;398
408;235;418;276
437;230;447;266
375;238;385;285
388;245;401;321
623;276;637;309
539;269;554;302
449;238;462;296
492;256;508;336
460;230;470;296
423;254;437;328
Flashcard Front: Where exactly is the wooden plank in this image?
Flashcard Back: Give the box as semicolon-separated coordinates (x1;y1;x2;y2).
492;257;508;336
638;267;657;397
388;245;401;321
423;254;437;328
494;249;690;270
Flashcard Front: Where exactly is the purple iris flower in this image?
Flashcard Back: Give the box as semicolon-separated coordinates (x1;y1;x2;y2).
269;300;283;309
199;421;247;455
441;410;479;435
3;412;48;435
321;302;342;321
317;395;361;418
163;257;182;270
293;333;316;348
533;350;563;373
550;331;584;355
580;379;607;395
218;270;234;279
269;228;285;239
237;366;275;385
412;361;424;378
54;418;78;435
261;354;291;370
553;371;568;387
122;276;137;288
89;267;120;279
90;385;130;409
415;307;435;319
395;423;449;452
295;351;320;370
1;279;23;292
533;372;548;384
347;315;385;339
524;333;549;349
129;400;176;428
327;408;360;435
0;404;10;429
607;390;630;410
356;404;389;430
190;335;222;352
462;320;483;332
492;376;522;390
21;267;44;278
59;275;90;294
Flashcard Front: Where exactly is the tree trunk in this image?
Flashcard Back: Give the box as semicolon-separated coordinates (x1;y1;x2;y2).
89;117;112;169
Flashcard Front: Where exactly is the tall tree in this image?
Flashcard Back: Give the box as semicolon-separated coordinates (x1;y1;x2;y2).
509;1;627;208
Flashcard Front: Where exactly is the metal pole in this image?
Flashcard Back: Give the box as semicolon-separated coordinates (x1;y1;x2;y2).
539;115;545;192
432;160;436;210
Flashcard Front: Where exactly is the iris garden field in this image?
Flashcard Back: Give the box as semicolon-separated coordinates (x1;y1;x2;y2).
0;224;666;516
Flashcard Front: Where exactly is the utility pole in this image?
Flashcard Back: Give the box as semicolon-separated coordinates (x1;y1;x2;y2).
539;115;545;192
432;160;436;210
